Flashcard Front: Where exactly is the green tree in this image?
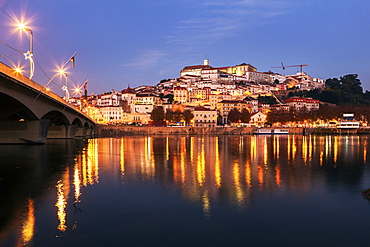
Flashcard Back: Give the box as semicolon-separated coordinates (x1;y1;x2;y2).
163;94;174;104
258;95;277;105
183;110;194;125
165;109;174;122
323;74;364;105
228;108;241;123
172;110;183;122
240;108;250;123
150;106;165;121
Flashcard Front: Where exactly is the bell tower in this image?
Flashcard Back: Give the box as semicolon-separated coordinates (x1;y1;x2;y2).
203;55;209;66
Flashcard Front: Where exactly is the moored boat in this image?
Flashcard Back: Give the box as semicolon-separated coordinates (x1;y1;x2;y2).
254;128;289;135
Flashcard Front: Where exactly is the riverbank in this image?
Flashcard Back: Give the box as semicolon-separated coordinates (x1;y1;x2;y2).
96;126;370;137
97;126;303;137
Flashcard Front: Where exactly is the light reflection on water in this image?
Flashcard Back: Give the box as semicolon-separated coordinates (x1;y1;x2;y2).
1;135;370;246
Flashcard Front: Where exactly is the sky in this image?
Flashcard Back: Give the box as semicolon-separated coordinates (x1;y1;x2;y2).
0;0;369;97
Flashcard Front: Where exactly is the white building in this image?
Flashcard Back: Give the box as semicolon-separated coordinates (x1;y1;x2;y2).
97;91;121;107
193;106;218;127
133;104;154;114
98;106;123;124
250;112;267;126
173;86;189;103
285;97;320;111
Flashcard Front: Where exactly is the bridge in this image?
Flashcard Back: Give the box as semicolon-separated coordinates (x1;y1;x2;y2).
0;62;97;144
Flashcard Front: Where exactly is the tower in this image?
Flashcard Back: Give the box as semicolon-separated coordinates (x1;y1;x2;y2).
203;55;209;66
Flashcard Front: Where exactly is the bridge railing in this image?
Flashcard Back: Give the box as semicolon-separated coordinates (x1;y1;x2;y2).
0;62;95;123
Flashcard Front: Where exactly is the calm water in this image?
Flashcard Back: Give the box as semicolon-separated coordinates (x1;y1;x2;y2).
1;135;370;247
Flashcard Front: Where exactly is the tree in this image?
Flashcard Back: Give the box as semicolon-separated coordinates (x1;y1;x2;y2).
163;94;174;104
159;79;171;84
165;109;174;122
228;108;241;123
258;95;277;105
183;110;194;125
322;74;365;106
240;108;250;123
172;110;183;122
150;106;165;121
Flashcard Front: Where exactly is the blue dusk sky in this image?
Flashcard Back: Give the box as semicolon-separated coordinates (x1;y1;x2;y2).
0;0;369;96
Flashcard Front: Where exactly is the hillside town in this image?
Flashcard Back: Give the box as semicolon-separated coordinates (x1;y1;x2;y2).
70;58;326;127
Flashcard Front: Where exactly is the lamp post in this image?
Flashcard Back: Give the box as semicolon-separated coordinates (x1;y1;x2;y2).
61;72;70;102
18;24;34;80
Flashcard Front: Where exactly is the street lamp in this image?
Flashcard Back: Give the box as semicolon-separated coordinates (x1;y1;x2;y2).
18;23;34;80
60;72;70;102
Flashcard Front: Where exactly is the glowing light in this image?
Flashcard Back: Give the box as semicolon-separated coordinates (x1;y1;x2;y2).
73;164;81;205
14;66;23;74
258;164;264;186
120;138;125;177
22;199;35;245
215;137;222;188
58;69;66;75
17;22;31;32
245;160;252;188
55;180;67;232
275;165;281;187
196;139;206;186
180;137;186;185
73;87;82;97
23;50;33;60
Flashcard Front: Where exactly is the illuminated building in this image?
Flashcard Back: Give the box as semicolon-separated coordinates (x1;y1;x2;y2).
193;106;217;127
217;100;250;124
173;86;189;103
285;97;320;111
250;111;267;126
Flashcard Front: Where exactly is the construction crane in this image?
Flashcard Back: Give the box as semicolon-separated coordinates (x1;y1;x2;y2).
271;63;308;75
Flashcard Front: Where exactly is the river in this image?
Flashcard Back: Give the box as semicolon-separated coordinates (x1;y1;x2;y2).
1;135;370;246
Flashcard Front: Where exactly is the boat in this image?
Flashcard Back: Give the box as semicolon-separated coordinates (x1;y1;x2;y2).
254;128;289;135
337;113;360;129
273;129;289;134
337;121;360;129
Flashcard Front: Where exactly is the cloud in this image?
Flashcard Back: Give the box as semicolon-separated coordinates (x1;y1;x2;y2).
165;0;301;47
122;50;166;68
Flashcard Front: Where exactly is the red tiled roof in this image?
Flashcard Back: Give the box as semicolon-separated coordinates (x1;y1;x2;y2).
285;97;319;103
194;106;214;111
219;100;247;104
121;87;135;94
182;65;213;70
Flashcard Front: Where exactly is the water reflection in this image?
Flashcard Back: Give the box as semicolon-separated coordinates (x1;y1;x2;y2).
21;199;35;246
0;135;369;245
107;135;368;211
0;139;85;245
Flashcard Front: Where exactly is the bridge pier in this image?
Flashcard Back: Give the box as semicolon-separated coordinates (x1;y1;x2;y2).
0;119;49;144
75;126;87;137
85;126;96;137
47;125;77;139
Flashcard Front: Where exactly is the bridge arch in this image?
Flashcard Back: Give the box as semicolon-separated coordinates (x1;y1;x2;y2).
72;118;83;127
42;111;70;126
0;92;38;121
0;62;96;143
